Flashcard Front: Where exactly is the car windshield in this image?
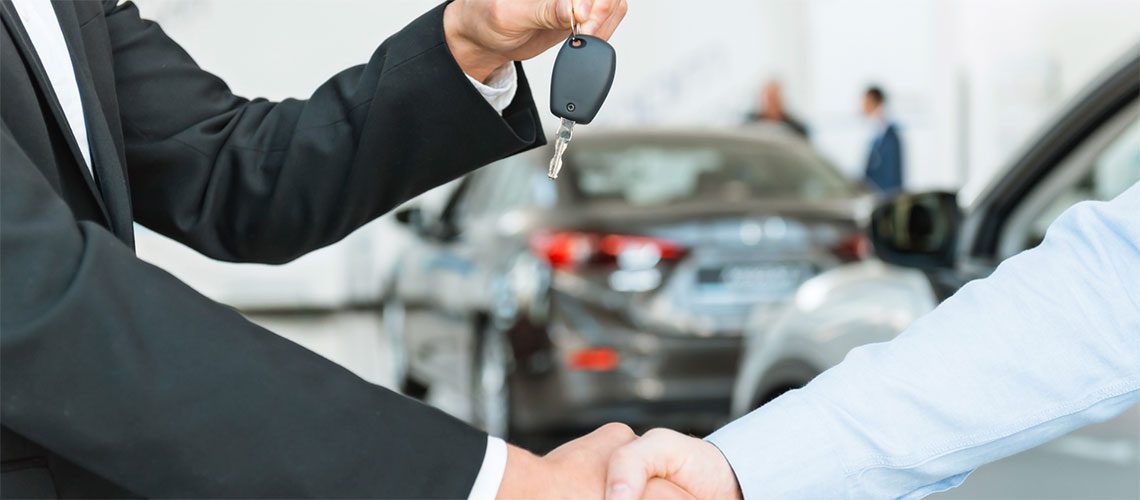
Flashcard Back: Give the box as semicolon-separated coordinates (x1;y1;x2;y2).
564;137;853;206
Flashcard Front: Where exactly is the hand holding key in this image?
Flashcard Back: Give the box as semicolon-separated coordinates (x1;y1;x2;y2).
548;31;616;178
444;0;628;81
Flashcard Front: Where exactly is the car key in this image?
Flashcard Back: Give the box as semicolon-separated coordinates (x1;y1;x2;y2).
547;29;616;179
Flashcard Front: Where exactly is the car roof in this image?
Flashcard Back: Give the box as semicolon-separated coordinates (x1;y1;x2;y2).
965;42;1140;209
565;125;815;151
962;42;1139;257
527;125;836;175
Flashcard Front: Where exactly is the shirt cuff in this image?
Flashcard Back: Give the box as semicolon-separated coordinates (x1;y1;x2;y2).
466;62;519;115
705;391;847;499
467;435;508;500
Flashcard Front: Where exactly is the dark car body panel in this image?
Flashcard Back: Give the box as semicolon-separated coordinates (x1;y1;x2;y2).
389;128;872;433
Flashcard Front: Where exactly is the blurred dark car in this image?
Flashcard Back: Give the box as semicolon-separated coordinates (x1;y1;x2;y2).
384;128;875;438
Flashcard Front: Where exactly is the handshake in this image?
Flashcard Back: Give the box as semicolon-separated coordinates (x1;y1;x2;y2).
496;424;742;500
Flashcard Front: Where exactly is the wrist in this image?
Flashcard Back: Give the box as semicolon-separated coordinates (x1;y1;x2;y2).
444;0;510;82
704;440;744;499
496;445;550;499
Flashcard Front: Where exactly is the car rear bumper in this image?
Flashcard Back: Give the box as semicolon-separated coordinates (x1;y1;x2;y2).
510;370;737;433
509;292;742;433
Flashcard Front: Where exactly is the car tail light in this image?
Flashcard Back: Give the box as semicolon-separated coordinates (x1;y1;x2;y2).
530;231;687;270
530;231;596;269
832;233;871;262
567;347;620;371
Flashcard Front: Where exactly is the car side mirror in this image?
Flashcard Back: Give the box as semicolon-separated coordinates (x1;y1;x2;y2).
395;206;424;228
395;206;461;242
870;191;961;269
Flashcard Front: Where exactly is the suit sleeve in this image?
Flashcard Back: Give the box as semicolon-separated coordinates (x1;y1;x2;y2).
1;122;491;496
106;1;544;263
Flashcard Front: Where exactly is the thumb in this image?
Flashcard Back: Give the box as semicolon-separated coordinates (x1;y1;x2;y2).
605;436;669;500
537;0;592;30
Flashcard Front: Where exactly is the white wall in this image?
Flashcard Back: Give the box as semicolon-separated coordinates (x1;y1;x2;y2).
133;0;1139;308
790;0;1140;197
949;0;1140;201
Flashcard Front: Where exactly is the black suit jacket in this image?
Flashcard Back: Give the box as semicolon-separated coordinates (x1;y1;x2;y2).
0;1;543;497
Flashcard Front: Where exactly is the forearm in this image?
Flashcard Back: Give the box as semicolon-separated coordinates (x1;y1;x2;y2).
110;2;542;264
1;124;491;497
709;185;1140;498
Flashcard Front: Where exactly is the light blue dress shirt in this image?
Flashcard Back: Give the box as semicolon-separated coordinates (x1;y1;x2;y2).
707;182;1140;499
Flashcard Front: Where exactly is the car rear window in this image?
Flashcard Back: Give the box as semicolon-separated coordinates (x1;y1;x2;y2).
564;137;853;206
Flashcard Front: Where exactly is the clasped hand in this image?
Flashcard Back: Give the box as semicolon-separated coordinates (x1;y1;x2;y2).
497;425;741;499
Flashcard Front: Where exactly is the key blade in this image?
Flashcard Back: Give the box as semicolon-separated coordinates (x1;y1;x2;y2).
557;118;575;142
547;152;563;179
548;119;575;179
548;138;567;179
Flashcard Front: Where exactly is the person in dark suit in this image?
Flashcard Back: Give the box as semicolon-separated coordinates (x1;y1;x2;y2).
861;86;904;193
745;80;809;139
0;1;684;498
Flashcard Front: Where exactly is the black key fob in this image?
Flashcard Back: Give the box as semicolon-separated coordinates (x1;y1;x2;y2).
549;35;616;125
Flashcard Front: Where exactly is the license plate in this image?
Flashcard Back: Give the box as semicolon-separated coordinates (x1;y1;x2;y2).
697;263;805;290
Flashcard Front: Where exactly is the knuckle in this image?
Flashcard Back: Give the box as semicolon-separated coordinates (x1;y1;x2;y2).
593;0;613;17
600;421;635;439
488;1;508;27
536;0;558;27
644;427;670;438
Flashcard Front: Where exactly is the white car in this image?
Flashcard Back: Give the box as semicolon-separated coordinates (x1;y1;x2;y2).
732;46;1140;498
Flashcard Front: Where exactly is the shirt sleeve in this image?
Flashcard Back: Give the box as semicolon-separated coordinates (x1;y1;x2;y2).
707;183;1140;499
467;436;508;500
467;63;519;115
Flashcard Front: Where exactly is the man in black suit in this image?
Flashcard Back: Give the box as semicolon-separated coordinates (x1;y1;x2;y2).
0;0;676;498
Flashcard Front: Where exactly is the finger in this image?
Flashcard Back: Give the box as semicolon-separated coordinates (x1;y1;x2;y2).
579;0;618;35
549;422;636;458
607;429;695;500
583;422;638;455
605;433;675;500
590;0;627;40
643;478;696;500
538;0;579;31
573;0;594;26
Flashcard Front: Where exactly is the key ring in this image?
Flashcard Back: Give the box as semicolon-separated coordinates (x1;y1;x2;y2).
570;1;581;38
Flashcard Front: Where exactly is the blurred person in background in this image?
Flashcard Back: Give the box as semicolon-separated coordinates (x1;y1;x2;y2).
745;80;809;139
862;85;904;193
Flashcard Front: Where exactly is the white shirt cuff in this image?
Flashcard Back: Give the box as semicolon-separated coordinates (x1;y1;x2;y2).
466;62;518;115
467;435;508;500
